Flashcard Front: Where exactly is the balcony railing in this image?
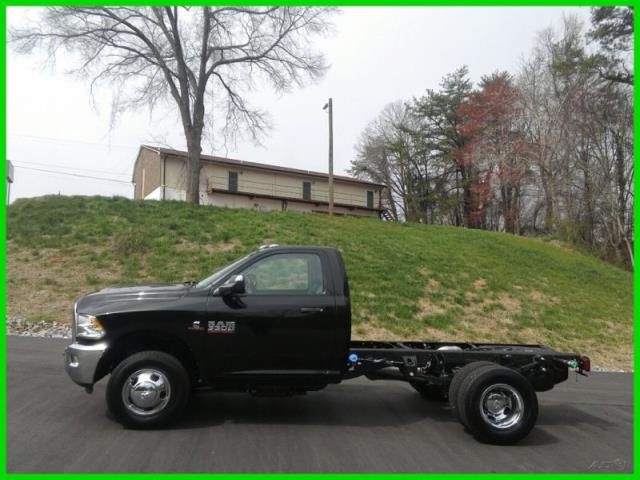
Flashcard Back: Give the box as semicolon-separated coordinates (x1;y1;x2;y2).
206;174;377;208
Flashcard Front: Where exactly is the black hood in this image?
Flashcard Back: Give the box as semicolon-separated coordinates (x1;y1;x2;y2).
75;283;191;316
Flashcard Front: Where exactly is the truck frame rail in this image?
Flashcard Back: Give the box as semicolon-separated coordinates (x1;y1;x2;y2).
346;340;590;393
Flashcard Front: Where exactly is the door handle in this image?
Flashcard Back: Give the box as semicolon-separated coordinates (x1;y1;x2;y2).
300;307;324;313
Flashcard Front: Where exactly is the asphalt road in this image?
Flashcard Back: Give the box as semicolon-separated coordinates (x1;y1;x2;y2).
7;336;633;473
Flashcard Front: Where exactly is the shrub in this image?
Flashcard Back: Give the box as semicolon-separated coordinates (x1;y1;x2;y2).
113;228;149;257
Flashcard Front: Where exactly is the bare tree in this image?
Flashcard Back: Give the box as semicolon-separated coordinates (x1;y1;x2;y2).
515;16;634;267
350;102;416;221
10;7;335;203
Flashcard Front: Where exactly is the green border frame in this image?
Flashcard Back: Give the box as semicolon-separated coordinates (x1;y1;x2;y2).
1;1;636;478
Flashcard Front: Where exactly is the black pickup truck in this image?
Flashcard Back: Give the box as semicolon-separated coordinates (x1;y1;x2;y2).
65;244;590;444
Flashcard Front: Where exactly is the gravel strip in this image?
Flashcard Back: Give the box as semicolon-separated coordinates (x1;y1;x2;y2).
7;317;71;339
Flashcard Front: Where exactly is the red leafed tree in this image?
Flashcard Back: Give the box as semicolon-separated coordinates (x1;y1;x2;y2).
455;73;526;233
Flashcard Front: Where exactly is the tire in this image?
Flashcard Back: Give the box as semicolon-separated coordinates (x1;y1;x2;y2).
106;350;190;429
448;361;496;409
410;382;448;401
456;364;538;445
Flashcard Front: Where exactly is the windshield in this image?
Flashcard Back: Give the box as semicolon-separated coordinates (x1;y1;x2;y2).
195;252;255;289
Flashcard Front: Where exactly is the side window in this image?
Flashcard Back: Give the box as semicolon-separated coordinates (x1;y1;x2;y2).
240;253;325;295
228;171;239;192
367;190;374;209
302;181;312;201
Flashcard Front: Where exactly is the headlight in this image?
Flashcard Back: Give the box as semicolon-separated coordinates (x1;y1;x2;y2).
76;313;105;340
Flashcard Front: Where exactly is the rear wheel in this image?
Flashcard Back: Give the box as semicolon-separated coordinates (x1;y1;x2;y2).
107;350;190;429
448;361;496;408
456;364;538;444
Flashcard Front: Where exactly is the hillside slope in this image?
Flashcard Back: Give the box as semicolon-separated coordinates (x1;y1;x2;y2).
6;196;633;370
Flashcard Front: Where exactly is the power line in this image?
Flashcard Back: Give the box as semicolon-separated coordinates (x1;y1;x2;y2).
8;132;141;177
117;154;140;177
13;159;131;178
14;165;132;184
8;132;137;150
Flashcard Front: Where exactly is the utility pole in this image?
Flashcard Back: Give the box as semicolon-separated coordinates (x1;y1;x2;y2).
7;159;14;205
323;98;334;215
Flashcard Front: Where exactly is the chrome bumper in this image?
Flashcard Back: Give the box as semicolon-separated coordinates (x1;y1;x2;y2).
64;342;108;387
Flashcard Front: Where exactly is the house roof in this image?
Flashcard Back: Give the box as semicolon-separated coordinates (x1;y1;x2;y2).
136;145;386;188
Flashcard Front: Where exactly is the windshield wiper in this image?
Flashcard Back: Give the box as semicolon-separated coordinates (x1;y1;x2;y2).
183;280;198;286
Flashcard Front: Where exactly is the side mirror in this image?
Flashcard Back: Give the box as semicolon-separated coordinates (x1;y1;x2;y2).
217;275;246;296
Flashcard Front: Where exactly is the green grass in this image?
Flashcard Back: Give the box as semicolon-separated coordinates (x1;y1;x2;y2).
6;195;633;369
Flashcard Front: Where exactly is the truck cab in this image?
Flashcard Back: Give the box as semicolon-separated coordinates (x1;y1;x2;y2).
66;246;351;394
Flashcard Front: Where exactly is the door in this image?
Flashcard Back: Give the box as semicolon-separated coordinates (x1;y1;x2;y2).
205;251;338;381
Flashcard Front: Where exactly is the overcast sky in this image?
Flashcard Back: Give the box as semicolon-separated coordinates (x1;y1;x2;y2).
7;6;591;202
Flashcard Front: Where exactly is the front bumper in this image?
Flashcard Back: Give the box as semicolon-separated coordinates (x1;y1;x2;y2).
64;342;108;387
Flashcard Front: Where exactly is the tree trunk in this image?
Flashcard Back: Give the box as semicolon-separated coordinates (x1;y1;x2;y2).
185;129;203;204
460;167;478;229
539;167;554;232
381;149;399;220
513;185;521;235
454;170;462;227
616;215;634;270
614;131;632;269
582;155;594;247
615;131;626;234
499;180;514;234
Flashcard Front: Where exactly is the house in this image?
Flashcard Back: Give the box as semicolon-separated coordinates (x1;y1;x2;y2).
132;145;386;217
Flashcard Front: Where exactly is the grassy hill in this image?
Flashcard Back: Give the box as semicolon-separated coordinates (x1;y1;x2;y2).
6;195;633;370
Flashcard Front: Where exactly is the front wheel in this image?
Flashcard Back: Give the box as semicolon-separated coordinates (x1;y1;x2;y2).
106;351;190;429
456;364;538;445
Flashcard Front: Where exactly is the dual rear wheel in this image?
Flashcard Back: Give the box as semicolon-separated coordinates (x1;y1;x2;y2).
448;362;538;444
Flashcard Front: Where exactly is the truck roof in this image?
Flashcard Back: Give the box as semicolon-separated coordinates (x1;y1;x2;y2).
257;244;339;253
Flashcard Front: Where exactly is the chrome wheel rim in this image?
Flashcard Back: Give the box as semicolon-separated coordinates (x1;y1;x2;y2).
479;383;523;429
121;368;171;416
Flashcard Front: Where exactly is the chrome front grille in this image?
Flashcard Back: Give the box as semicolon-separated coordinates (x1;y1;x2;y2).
71;302;77;340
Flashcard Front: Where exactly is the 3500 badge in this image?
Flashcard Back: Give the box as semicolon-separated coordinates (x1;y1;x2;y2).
208;320;236;334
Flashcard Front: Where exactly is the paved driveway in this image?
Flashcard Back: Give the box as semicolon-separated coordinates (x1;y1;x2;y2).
7;336;633;473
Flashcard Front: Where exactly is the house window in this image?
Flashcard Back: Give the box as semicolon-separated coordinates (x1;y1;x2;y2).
228;172;238;192
303;181;311;201
367;191;374;209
